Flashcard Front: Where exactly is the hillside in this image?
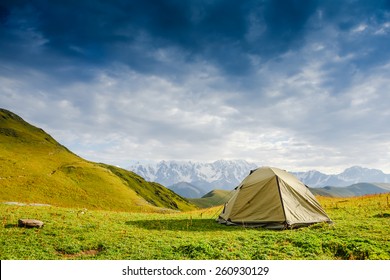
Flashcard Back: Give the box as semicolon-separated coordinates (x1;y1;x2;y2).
189;189;233;208
0;108;196;212
310;183;390;197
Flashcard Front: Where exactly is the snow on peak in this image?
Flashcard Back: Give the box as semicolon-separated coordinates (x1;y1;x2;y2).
129;161;390;191
128;159;258;190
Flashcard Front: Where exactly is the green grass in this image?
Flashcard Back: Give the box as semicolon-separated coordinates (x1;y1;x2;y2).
0;108;196;212
1;194;389;260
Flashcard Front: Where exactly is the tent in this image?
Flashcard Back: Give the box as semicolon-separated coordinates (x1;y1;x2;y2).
217;166;332;229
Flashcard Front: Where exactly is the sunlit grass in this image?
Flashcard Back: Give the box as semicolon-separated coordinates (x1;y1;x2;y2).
1;194;389;260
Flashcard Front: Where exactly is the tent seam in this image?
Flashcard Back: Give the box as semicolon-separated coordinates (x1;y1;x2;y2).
275;175;288;226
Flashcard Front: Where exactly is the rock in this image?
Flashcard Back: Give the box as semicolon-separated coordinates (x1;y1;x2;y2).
18;219;44;228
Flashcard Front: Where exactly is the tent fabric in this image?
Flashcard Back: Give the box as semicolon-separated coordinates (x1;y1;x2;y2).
217;166;332;229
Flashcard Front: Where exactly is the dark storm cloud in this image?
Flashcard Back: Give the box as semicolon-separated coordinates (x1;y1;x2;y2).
0;4;9;24
260;0;318;53
2;0;390;76
0;0;322;78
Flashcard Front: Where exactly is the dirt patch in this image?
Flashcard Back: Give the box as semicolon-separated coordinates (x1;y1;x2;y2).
3;202;51;207
58;249;101;259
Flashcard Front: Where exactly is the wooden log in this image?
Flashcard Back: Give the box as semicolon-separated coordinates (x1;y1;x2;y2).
18;219;44;228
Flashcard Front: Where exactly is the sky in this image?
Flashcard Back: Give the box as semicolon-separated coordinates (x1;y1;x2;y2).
1;0;390;173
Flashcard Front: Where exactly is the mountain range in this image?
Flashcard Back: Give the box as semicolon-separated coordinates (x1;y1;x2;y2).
129;159;257;192
293;166;390;188
129;160;390;198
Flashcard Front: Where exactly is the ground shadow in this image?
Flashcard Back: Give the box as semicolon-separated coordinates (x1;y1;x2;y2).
125;218;264;232
373;212;390;218
4;224;18;228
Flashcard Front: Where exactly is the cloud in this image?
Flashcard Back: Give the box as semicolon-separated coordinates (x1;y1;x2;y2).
0;0;319;78
2;1;390;173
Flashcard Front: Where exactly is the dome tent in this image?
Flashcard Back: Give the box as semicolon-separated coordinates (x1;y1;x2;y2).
217;166;332;229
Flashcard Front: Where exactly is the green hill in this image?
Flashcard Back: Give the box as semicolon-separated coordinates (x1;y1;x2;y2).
189;189;233;208
0;108;196;212
310;183;390;197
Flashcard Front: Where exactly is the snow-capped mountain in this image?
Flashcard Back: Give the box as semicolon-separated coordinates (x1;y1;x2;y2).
128;160;258;191
129;161;390;195
292;166;390;187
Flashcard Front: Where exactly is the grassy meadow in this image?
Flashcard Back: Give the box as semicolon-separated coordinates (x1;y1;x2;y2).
1;194;389;260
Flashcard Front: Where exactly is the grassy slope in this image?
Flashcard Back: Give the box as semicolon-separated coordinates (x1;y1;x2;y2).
0;108;195;212
190;189;233;208
1;194;389;260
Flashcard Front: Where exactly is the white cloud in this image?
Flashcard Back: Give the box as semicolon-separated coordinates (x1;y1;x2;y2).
374;22;390;35
352;23;368;33
3;43;390;174
2;1;390;174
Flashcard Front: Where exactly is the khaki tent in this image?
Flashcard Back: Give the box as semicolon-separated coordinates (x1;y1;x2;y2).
217;166;332;229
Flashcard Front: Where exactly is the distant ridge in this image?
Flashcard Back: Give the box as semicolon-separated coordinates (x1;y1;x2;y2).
310;183;390;197
0;108;196;212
